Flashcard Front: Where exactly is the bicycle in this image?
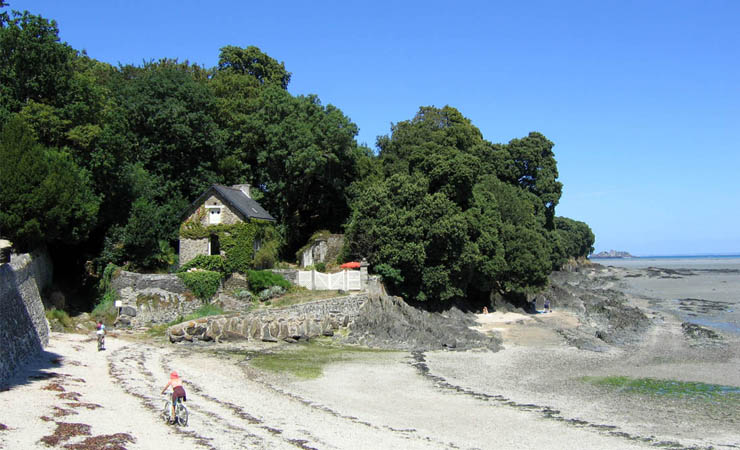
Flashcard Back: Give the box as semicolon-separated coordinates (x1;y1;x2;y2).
96;331;105;351
161;394;188;426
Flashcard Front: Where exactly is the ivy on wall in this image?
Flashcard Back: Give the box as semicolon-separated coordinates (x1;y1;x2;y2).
176;270;222;302
179;208;278;273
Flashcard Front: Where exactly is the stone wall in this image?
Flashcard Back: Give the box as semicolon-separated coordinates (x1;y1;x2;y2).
167;294;368;343
111;270;203;327
0;249;52;386
178;238;209;267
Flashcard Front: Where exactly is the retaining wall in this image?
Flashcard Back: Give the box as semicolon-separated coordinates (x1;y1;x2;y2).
167;294;368;343
0;250;52;386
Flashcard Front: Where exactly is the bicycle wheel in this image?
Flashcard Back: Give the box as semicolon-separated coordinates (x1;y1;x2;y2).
176;403;188;426
161;401;172;423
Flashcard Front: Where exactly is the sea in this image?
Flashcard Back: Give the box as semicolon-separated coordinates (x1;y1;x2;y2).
590;254;740;270
590;254;740;336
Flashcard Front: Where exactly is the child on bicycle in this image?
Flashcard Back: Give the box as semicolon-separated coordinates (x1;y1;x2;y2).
95;321;106;350
161;371;186;423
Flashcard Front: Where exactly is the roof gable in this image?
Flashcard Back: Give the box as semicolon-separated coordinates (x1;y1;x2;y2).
184;185;276;222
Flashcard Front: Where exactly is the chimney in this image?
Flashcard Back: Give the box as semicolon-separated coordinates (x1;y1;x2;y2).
231;184;251;198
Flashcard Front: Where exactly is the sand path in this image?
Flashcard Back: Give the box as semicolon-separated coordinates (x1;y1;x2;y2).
1;329;658;450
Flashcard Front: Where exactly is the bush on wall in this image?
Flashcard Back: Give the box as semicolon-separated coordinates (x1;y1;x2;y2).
177;270;222;302
247;270;291;292
177;255;227;274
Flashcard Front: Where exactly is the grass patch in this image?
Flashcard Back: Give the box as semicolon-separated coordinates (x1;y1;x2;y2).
46;308;73;331
146;323;170;337
248;340;389;379
582;376;740;403
183;303;224;321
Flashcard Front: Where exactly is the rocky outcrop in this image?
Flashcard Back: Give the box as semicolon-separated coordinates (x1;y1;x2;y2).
0;249;52;386
300;234;344;267
167;294;366;343
346;285;501;352
341;278;501;352
545;267;651;351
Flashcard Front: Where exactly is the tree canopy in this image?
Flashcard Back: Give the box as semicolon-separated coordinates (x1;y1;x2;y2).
0;116;100;251
344;106;593;305
0;5;596;310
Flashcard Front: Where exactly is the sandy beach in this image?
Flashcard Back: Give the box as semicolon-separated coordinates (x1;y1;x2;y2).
1;260;739;449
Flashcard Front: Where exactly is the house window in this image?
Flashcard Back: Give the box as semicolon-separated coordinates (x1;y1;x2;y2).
209;208;221;224
210;235;220;256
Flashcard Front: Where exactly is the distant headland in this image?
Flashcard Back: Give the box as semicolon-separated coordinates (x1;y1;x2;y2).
591;250;634;258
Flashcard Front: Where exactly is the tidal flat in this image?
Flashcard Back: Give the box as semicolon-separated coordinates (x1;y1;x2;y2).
2;261;739;449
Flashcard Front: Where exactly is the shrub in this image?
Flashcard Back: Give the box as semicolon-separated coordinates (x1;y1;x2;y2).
314;262;326;273
247;270;291;292
253;239;279;269
93;263;120;324
374;263;404;284
91;290;117;324
178;255;227;275
232;289;255;301
258;286;286;301
177;270;222;302
46;308;73;330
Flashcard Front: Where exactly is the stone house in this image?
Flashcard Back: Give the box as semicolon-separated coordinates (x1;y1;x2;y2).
179;184;275;265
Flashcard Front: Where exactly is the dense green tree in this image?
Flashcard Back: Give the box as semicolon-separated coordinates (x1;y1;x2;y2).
0;116;100;251
554;216;595;259
493;132;563;228
111;59;223;200
218;45;291;89
0;9;76;124
473;176;551;293
213;74;365;253
346;106;561;304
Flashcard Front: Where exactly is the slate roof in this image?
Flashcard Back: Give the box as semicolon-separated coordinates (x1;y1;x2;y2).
186;185;276;222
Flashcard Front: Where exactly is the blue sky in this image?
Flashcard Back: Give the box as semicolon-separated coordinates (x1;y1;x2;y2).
8;0;740;256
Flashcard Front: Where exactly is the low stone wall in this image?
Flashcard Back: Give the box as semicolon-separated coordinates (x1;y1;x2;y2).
167;294;368;343
0;249;53;386
111;270;203;327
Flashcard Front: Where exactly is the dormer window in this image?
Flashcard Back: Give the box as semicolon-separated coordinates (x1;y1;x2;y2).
206;206;222;224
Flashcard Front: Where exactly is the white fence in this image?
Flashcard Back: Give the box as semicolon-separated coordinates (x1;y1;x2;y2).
296;270;362;291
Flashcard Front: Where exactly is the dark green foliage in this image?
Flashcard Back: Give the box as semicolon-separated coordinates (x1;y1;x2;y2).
92;263;119;323
212;78;365;253
218;222;267;273
0;117;100;251
345;106;571;303
176;270;222;302
112;59;223;201
374;263;404;284
218;45;291;89
247;270;291;292
554;216;596;259
177;255;226;274
0;10;76;122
